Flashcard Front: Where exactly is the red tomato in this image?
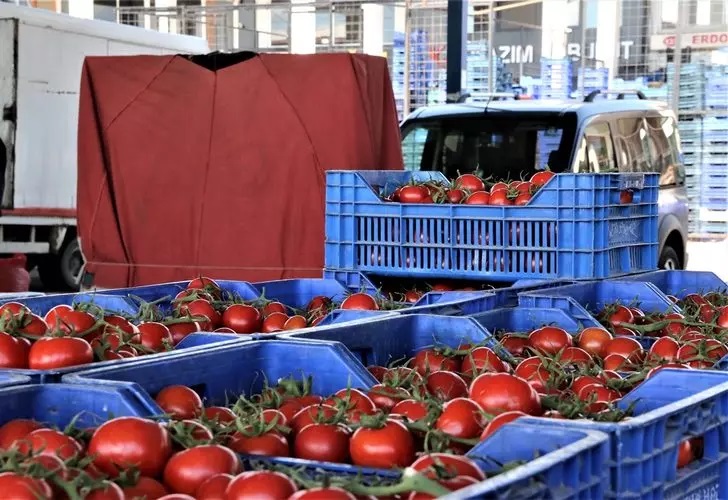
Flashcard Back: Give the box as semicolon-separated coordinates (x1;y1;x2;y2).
367;384;410;411
43;305;73;329
0;419;42;450
0;301;31;319
187;277;221;294
166;322;202;346
677;439;694;468
56;310;98;337
163;445;239;496
155;386;203;420
528;326;572;355
350;419;415;468
605;336;643;360
283;315;307;331
603;353;630;371
446;189;466;204
408;476;480;500
514;357;557;394
559;347;593;367
227;430;289;457
455;174;485;192
571;375;605;395
134;322;174;352
341;293;379;311
398;185;430;203
648;336;680;362
391;399;430;423
460;347;505;377
306;296;333;314
330;388;377;415
225;471;297;500
185;299;220;326
203;406;236;424
605;305;634;327
122;477;168;499
577;384;621;412
465;191;491;205
489;189;513;206
468;372;542;415
17;429;82;460
28;337;93;370
0;332;29;369
195;473;232;500
19;314;48;339
261;302;287;318
290;487;356;500
367;365;388;382
0;472;52;500
530;170;555;186
619;190;634;204
425;371;468;401
576;327;613;359
261;312;288;334
89;417;172;478
514;192;531;205
412;348;460;375
435;397;483;440
157;494;195;500
480;410;526;441
294;423;351;462
221;305;262;334
290;404;340;435
103;315;138;336
499;334;530;356
410;453;485;481
490;182;508;194
86;481;125;500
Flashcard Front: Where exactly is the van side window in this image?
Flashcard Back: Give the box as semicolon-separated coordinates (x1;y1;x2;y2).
615;117;653;173
401;126;435;171
573;122;616;173
645;115;684;186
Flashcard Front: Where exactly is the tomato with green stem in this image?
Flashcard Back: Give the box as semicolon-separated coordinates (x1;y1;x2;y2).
0;472;52;500
294;423;351;462
469;372;542;416
528;326;572;355
133;322;173;352
28;337;94;370
121;477;168;500
425;371;468;401
435;397;483;440
195;473;232;500
17;428;83;460
412;348;460;375
0;332;29;369
225;471;298;500
221;304;262;334
0;419;42;450
89;416;172;478
350;418;415;468
410;453;485;481
156;385;203;420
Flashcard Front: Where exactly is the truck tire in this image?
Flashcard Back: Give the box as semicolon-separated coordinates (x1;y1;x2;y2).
38;238;84;292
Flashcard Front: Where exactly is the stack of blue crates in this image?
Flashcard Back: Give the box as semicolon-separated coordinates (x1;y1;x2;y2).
668;62;728;236
539;58;572;99
575;67;609;97
390;30;434;118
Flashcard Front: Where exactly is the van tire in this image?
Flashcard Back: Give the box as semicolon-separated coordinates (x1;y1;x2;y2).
658;246;681;270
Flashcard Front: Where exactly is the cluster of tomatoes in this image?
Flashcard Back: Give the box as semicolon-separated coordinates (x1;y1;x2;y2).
168;278;392;336
383;172;555;207
384;171;640;207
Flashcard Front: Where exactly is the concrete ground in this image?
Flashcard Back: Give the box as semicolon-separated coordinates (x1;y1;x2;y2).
686;237;728;282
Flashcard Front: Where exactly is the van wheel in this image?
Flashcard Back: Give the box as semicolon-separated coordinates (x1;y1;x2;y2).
38;238;84;292
658;246;681;270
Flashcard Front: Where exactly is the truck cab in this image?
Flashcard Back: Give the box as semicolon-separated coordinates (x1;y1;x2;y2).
399;92;689;270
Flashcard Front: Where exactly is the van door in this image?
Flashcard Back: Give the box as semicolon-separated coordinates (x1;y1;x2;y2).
0;19;17;208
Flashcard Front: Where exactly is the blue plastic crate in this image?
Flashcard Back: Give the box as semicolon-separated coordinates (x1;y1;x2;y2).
0;372;32;388
0;383;158;428
0;292;44;300
282;313;506;368
472;306;602;336
617;270;728;299
517;281;677;326
0;292;138;316
528;368;728;499
65;339;377;408
457;422;609;499
325;170;659;281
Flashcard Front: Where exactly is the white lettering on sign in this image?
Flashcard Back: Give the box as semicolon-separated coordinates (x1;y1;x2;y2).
497;45;534;64
651;31;728;50
566;41;635;60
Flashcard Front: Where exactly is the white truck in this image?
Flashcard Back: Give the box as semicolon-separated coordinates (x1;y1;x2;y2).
0;3;208;290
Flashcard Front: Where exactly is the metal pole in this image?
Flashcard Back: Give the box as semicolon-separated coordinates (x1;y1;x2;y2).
579;0;587;96
672;0;688;114
403;0;411;115
487;1;495;93
611;0;621;88
446;0;468;102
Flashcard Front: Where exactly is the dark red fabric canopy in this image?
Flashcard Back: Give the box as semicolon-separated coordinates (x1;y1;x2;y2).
77;52;403;288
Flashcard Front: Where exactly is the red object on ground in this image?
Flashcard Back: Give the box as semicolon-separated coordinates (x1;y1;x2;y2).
0;254;31;292
77;52;403;288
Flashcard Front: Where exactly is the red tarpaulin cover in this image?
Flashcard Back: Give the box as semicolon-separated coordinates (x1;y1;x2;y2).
77;52;403;288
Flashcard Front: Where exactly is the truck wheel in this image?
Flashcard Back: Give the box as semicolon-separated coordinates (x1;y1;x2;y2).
658;246;681;270
38;238;84;292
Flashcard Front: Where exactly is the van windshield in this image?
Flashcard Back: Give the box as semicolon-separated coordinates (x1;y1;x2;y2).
400;112;579;181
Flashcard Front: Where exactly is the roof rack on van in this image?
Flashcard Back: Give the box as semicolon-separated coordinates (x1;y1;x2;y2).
584;89;647;102
455;92;521;104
